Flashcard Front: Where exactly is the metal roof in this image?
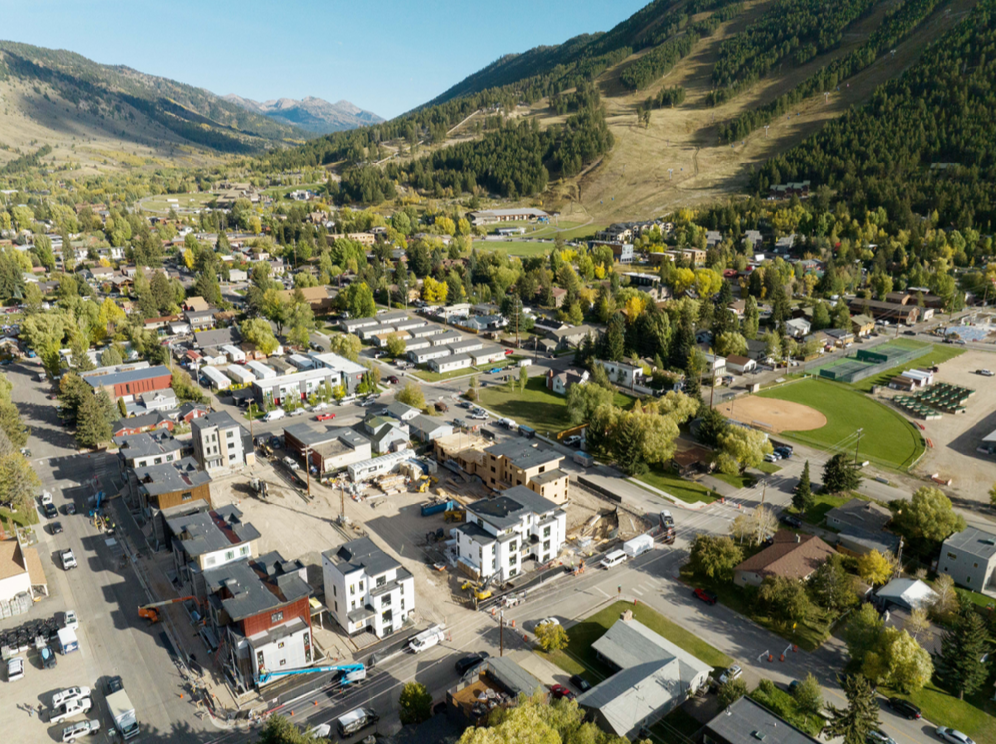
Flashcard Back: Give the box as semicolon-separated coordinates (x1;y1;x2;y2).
166;505;260;558
134;456;212;497
466;486;558;529
83;365;171;388
324;537;400;578
704;696;821;744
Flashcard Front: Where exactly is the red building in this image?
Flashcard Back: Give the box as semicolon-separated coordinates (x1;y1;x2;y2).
83;365;173;401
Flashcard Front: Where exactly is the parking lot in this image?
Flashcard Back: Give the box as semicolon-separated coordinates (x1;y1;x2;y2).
895;348;996;503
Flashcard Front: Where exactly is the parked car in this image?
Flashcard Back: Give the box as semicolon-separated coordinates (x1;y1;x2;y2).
312;402;328;412
719;665;742;684
40;645;57;669
867;731;897;744
316;413;336;422
63;610;79;630
569;674;592;692
780;513;803;528
977;369;994;377
53;687;90;708
263;409;286;422
6;656;24;682
61;549;77;570
550;684;576;701
455;652;490;675
64;503;76;515
764;453;781;462
386;376;399;384
50;521;64;535
693;588;718;605
19;448;30;458
936;728;975;744
43;502;58;519
886;698;921;719
487;368;502;374
289;408;307;417
537;617;560;629
564;435;582;447
434;402;449;413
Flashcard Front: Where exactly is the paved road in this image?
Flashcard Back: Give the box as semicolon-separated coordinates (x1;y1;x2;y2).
6;360;210;743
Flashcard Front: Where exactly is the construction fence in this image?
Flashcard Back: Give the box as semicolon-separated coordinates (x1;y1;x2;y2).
813;342;925;384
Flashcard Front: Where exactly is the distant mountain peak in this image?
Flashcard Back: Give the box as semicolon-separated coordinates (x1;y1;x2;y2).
222;94;383;134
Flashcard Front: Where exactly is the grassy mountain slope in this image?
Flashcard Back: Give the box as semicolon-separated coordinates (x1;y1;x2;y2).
0;41;309;173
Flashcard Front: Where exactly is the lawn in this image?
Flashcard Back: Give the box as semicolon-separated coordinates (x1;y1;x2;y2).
758;378;924;470
848;343;965;392
541;601;732;685
885;681;996;744
712;472;757;489
479;240;553;257
0;504;38;528
750;685;825;737
635;466;721;504
679;566;831;651
478;376;634;435
786;492;867;526
756;461;782;475
410;366;479;383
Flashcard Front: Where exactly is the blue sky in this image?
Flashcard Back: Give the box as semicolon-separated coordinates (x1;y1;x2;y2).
0;0;649;119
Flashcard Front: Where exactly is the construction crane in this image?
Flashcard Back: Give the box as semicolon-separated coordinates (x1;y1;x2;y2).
257;662;366;686
137;596;198;623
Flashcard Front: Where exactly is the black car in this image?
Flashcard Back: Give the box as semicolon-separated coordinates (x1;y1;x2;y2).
40;645;57;669
780;513;803;528
106;675;124;694
886;697;921;720
569;674;592;692
50;521;63;535
455;652;490;675
42;503;58;519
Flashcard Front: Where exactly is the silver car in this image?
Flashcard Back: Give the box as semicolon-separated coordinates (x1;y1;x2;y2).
936;728;975;744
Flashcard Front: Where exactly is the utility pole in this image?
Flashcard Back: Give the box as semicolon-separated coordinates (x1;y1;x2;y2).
248;402;256;472
756;481;768;546
853;428;863;464
499;610;504;657
895;536;904;578
304;445;311;497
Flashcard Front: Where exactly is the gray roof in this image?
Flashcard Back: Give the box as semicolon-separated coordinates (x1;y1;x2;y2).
484;440;562;470
191;410;241;433
83;365;171;389
167;505;261;558
825;498;892;532
194;327;240;349
134;456;212;497
408;414;452;437
705;696;820;744
204;556;311;623
324;537;400;578
455;521;495;544
284;422;340;448
530;468;568;486
576;619;711;738
876;578;939;611
942;527;996;562
836;528;900;556
115;431;183;460
478;657;543;697
466;486;558;529
385;402;418;419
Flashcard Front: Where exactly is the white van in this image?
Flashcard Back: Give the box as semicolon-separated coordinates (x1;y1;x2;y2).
264;409;286;422
337;708;378;737
601;550;628;569
408;624;446;653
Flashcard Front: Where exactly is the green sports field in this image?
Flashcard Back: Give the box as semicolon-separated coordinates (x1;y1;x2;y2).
758;378;924;469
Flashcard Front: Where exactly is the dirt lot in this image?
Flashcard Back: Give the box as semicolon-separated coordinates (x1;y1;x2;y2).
714;395;827;433
882;349;996;506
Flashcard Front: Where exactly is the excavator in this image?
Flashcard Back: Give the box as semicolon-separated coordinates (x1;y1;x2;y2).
257;662;366;686
138;596;198;624
443;507;466;523
462;568;500;601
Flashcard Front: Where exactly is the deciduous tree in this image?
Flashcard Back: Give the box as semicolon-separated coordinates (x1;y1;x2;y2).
398;681;433;725
535;623;569;652
716;426;772;474
856;550;892;586
894;486;965;543
793;673;824;716
689;535;743;580
396;381;426;410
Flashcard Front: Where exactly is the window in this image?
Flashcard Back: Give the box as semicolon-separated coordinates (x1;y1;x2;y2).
359;581;364;592
240;546;249;556
509;554;517;565
279;659;287;667
277;641;285;649
543;526;551;538
227;430;235;438
271;611;284;623
351;600;357;610
334;601;338;612
400;599;405;611
181;492;193;501
543;540;550;551
225;550;235;561
350;584;355;595
333;585;337;596
509;541;517;553
154;457;162;465
376;576;386;588
947;553;957;560
381;594;391;606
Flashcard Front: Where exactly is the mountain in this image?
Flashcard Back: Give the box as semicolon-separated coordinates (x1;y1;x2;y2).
0;40;309;163
222;94;383;134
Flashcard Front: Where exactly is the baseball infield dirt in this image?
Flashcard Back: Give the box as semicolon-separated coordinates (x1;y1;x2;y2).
715;396;827;433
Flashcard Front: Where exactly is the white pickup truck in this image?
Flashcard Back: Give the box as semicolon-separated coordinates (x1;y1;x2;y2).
50;697;92;724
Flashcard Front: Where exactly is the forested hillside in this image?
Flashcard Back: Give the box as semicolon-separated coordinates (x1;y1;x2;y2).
754;0;996;230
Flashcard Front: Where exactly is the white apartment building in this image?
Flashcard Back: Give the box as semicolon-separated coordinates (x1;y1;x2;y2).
322;537;414;638
455;486;567;581
191;411;253;472
166;505;260;601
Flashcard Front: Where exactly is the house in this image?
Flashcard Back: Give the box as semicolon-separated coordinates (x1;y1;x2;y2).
0;538;46;608
138;389;177;413
575;612;712;740
547;368;589;396
824;328;854;347
469;345;507;366
733;532;836;587
594;359;644;388
308;429;372;475
429;354;473;374
128;457;213;543
547;324;599;351
111;411;174;437
669;442;714;477
166;505;260;602
82;365;173;402
322;537;414;638
203;552;313;690
936;526;996;591
184;309;217;331
191;411;254;472
200;365;232;392
194;327;242;357
384;402;420;422
725;355;756;375
728;300;747;318
549;287;567;308
184;297;211;312
703;696;821;744
454;486;566;580
826;498;892;533
874;578;939;612
408;415;454;443
851;314;875;337
277;285;333;314
785;318;811;338
446;656;543;720
178;402;209;424
361;415;410;454
115;430;184;469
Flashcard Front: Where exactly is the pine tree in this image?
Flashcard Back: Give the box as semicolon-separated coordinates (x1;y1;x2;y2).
937;608;991;700
823;453;862;493
684;352;702;403
76;392;112;450
605;314;625;361
793;460;815;512
826;673;880;744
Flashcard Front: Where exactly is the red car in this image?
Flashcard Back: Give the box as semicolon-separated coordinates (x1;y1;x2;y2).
316;413;336;422
504;349;514;356
550;684;576;701
386;376;400;384
693;588;718;605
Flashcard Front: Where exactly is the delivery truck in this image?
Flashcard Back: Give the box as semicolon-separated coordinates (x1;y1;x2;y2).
106;677;139;740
